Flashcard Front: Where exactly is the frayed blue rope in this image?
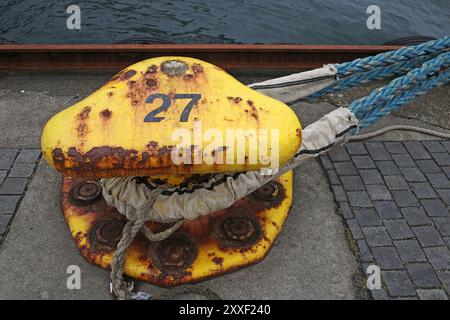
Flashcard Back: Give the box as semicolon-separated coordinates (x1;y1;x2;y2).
307;54;437;100
336;36;450;77
300;36;450;129
349;52;450;127
358;67;450;127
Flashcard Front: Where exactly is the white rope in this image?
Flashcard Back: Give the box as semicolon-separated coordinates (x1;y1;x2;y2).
349;125;450;141
141;220;183;242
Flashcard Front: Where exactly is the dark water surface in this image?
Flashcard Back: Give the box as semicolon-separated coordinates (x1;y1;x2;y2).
0;0;449;44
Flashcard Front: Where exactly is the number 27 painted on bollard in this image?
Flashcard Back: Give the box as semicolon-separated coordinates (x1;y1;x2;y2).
144;93;201;123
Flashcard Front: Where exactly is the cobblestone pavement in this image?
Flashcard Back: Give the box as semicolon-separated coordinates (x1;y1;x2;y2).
322;140;450;300
0;149;41;242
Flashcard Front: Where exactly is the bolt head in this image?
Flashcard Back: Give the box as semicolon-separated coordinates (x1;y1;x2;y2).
70;180;102;204
156;236;196;269
222;216;257;242
161;60;188;76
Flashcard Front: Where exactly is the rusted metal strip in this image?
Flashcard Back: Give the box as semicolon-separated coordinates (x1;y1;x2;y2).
0;44;400;70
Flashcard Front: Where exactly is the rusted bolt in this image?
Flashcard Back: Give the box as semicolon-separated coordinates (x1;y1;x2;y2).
88;219;125;251
156;236;196;269
96;219;124;243
70;180;102;204
222;216;257;241
251;181;281;202
161;60;188;76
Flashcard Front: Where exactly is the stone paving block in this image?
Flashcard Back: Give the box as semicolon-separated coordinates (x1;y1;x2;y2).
426;173;450;189
445;237;450;246
403;141;431;160
392;154;415;168
442;141;450;153
365;142;391;161
340;175;364;191
416;289;448;300
15;149;41;163
347;191;372;207
0;195;21;214
384;219;414;240
376;161;401;175
345;143;367;155
328;146;350;162
355;208;381;227
423;246;450;270
384;175;409;190
357;240;373;262
352;155;376;169
362;226;392;247
436;189;450;205
410;182;438;199
412;226;444;247
366;185;392;201
0;170;6;185
0;178;28;195
415;159;441;174
374;201;402;219
382;270;416;296
423;141;447;153
432;217;450;237
443;166;450;179
320;155;333;170
385;142;407;154
371;246;403;269
331;185;347;202
438;271;450;293
0;214;13;235
8;163;35;178
338;201;353;219
359;169;383;185
0;149;18;170
421;199;449;217
347;219;363;240
392;190;420;207
394;239;426;263
326;170;340;185
406;263;441;288
401;207;431;226
400;167;427;182
432;152;450;166
334;161;358;176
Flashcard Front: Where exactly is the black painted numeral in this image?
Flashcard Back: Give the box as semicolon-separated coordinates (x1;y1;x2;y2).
143;93;171;122
144;93;201;123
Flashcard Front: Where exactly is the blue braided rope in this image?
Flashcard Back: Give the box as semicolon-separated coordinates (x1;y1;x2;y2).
359;67;450;127
307;54;432;100
336;36;450;77
349;52;450;120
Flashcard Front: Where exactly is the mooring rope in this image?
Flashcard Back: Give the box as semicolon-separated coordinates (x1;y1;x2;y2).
335;36;450;77
307;54;432;100
349;52;450;127
349;125;450;141
110;208;147;300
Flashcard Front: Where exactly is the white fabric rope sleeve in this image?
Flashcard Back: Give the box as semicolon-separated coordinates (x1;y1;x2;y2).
248;64;337;104
101;108;358;223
